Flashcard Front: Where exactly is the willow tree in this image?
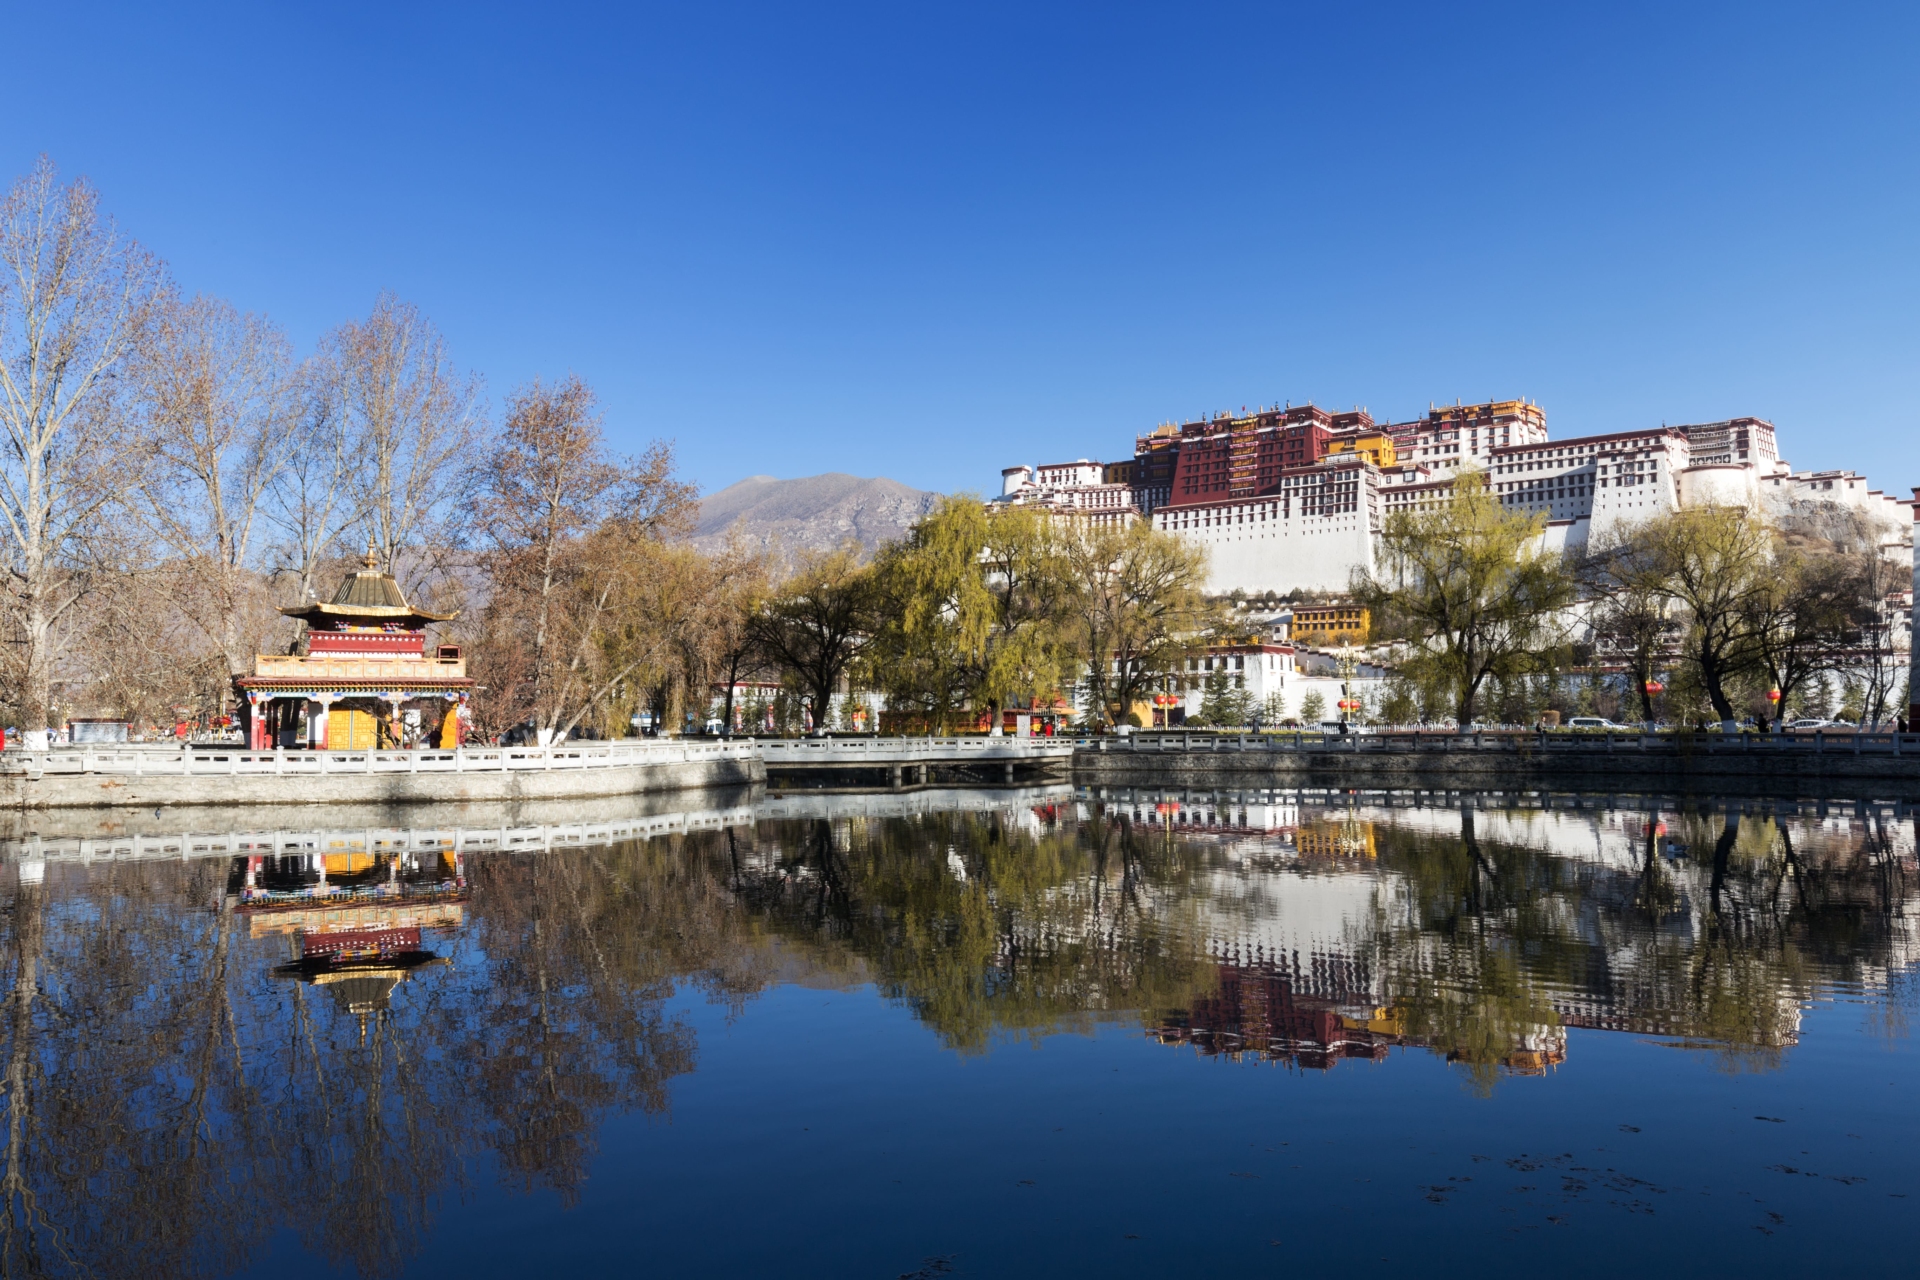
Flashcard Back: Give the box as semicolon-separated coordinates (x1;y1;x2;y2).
869;498;1073;732
1354;469;1575;727
1059;519;1212;728
1740;542;1855;728
750;547;878;733
1638;506;1773;729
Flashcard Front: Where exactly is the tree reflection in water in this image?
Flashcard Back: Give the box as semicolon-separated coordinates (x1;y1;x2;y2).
0;792;1912;1276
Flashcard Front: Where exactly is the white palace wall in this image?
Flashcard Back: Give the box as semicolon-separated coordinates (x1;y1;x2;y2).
1004;414;1910;601
1153;498;1375;595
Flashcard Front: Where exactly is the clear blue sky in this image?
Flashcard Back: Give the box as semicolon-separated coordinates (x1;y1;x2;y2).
6;2;1918;499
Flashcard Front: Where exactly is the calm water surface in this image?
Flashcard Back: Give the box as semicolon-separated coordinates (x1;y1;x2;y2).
2;785;1916;1278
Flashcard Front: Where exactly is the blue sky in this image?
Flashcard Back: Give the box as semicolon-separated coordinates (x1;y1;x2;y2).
5;2;1918;498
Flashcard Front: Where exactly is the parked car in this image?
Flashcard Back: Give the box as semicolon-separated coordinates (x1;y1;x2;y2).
1566;717;1635;731
1783;718;1853;732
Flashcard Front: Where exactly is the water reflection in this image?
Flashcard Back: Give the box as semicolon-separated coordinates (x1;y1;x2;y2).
0;784;1914;1276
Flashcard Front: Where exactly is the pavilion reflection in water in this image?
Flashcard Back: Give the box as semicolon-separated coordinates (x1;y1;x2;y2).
229;841;468;1022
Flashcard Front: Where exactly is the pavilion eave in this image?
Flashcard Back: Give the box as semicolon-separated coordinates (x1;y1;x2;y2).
236;677;476;694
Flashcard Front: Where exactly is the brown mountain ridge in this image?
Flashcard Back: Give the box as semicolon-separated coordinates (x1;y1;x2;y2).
689;473;943;561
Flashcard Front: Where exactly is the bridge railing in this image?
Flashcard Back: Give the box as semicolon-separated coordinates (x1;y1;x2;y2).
756;736;1075;764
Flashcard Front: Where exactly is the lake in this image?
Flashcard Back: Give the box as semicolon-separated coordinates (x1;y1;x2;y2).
1;784;1914;1278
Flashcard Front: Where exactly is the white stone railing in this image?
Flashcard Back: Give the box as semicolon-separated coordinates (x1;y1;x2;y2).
0;739;757;777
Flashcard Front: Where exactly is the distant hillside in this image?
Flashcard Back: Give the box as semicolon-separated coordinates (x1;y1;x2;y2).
690;473;942;561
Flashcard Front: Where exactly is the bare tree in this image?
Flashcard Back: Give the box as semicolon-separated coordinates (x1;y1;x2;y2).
321;294;481;592
263;363;357;608
469;376;695;739
135;291;300;701
0;158;163;744
1584;528;1680;723
1827;508;1908;727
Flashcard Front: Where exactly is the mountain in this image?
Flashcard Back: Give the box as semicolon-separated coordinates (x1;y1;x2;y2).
690;473;942;561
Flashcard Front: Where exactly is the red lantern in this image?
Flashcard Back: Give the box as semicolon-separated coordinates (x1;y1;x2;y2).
1767;689;1782;703
1644;680;1665;695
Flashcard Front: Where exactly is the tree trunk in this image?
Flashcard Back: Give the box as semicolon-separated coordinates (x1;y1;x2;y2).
21;581;52;749
1699;651;1737;727
2;880;45;1255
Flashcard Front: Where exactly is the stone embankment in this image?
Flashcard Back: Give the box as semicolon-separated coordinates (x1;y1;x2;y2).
0;741;763;810
0;781;1080;865
1070;731;1920;800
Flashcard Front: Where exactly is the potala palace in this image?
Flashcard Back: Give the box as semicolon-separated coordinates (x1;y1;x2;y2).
997;399;1913;597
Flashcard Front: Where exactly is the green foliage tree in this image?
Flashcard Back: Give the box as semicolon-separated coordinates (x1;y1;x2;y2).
1354;470;1576;726
1838;678;1865;724
1223;682;1255;729
1297;689;1326;724
1378;679;1418;726
1193;668;1231;727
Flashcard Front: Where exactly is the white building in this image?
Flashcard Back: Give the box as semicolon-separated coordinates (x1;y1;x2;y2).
1126;639;1376;727
999;460;1139;529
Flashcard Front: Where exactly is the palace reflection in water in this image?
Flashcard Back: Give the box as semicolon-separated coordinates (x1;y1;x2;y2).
0;784;1914;1277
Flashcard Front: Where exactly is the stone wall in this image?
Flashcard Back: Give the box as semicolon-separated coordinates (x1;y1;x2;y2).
1071;743;1920;801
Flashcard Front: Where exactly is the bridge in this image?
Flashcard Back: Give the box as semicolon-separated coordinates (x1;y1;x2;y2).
755;736;1075;789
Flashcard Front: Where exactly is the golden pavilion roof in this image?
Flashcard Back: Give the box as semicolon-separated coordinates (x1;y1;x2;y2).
279;548;455;629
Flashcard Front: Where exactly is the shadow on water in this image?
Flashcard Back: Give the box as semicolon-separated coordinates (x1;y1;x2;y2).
0;783;1914;1276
